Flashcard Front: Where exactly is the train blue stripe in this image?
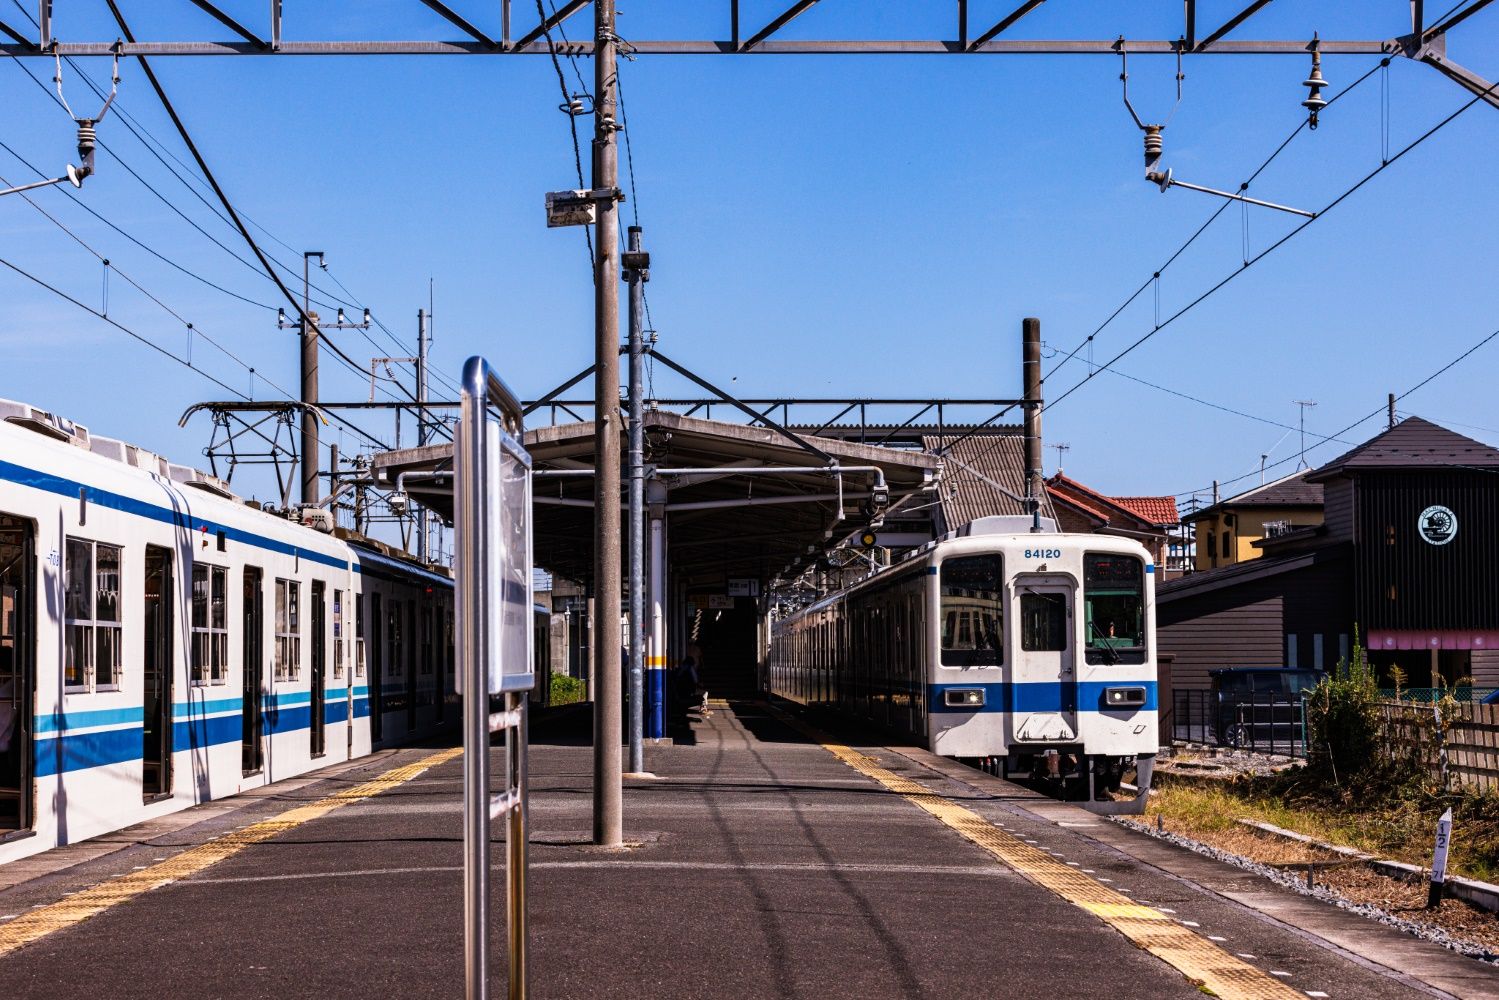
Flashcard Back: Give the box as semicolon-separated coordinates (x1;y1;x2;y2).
0;458;351;571
928;681;1158;714
33;727;142;777
34;706;143;734
174;714;241;752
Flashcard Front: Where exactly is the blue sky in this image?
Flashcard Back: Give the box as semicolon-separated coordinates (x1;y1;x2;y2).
2;1;1497;510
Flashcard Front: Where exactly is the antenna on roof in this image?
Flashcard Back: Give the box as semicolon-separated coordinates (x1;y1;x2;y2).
1294;400;1318;470
1050;442;1070;475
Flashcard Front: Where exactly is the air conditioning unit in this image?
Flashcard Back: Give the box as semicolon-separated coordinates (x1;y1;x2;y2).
297;507;336;533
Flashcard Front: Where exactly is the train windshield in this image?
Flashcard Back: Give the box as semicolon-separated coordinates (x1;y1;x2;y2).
939;555;1003;666
1083;553;1145;665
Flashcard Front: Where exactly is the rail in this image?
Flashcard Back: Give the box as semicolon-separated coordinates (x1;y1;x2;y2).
456;356;534;1000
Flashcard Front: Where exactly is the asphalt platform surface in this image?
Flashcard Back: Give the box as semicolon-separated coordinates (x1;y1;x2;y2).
1;702;1495;998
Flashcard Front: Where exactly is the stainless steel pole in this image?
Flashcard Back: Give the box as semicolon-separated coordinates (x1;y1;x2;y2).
506;689;529;1000
647;487;666;740
591;0;624;848
457;366;491;1000
625;226;646;773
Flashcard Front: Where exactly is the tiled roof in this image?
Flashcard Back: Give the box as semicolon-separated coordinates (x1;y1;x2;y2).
925;433;1056;529
1110;496;1181;525
1307;416;1499;480
1046;474;1179;528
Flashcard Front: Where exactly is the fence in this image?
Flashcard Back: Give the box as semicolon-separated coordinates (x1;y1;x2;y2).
1378;700;1499;794
1172;689;1307;758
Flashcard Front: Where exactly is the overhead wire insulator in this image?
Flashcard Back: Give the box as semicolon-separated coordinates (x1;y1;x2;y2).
1302;35;1330;129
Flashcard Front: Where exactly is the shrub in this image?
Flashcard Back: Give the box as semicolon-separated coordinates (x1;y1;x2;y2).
1305;636;1381;787
548;672;587;707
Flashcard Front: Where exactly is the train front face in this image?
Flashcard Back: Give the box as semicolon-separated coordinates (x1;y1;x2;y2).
927;535;1158;788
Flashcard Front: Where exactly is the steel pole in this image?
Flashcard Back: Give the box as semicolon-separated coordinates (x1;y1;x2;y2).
591;0;624;848
1022;317;1043;532
417;308;430;563
506;690;529;1000
300;253;320;506
456;365;491;1000
647;490;666;740
625;226;646;773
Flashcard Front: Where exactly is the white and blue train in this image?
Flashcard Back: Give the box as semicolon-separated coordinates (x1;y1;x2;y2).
767;519;1158;811
0;399;460;864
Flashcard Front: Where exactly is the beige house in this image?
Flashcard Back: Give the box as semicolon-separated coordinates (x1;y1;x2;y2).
1184;471;1323;572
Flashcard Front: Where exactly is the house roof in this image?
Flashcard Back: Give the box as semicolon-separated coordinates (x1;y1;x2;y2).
924;432;1057;530
1110;495;1181;526
1184;470;1323;522
1046;473;1179;528
1306;416;1499;481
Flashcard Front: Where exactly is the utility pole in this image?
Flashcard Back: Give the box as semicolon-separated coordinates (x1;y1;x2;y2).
1022;317;1044;533
1389;392;1397;429
417;307;431;563
1294;399;1318;470
300;251;324;506
623;226;649;776
278;250;370;508
591;0;624;849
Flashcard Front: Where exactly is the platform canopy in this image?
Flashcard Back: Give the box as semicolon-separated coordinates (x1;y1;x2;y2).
372;410;943;586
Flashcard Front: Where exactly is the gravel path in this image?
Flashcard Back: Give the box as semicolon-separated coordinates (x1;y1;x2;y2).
1116;816;1499;965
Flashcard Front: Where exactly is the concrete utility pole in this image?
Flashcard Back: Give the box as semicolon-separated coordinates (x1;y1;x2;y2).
1022;317;1043;533
624;226;649;775
417;307;431;563
1389;392;1397;430
592;0;624;849
300;250;324;506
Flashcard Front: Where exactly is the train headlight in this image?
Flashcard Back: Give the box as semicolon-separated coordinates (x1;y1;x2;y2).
1104;686;1148;708
944;688;985;707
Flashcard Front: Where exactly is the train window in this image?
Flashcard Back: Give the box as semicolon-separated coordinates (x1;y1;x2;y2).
421;607;434;675
191;564;229;684
355;597;367;678
63;538;123;692
1083;553;1146;665
939;555;1003;667
333;590;345;680
274;579;302;681
1020;592;1068;652
387;604;403;677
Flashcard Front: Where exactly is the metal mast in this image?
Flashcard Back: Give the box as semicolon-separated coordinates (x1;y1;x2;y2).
417;307;431;562
624;226;648;775
300;250;324;506
591;0;623;849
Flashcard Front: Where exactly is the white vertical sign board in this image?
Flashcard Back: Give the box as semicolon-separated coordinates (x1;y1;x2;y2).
488;419;535;693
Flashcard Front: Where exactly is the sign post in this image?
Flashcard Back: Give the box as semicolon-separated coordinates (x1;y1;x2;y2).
1428;807;1453;909
456;356;534;1000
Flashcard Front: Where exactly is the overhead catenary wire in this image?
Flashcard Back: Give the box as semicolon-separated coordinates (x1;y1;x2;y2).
1045;69;1499;416
535;0;594;268
1174;320;1499;500
1045;58;1388;384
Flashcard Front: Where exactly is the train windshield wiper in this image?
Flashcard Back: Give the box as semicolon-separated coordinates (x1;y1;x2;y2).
1088;620;1121;665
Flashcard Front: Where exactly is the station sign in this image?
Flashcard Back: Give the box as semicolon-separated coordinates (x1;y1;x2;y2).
708;595;735;609
727;578;759;597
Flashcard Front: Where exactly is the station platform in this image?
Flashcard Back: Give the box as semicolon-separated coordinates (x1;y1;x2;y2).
2;703;1497;999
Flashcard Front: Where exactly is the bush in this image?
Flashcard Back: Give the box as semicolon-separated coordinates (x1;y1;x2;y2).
1305;636;1381;786
548;672;587;707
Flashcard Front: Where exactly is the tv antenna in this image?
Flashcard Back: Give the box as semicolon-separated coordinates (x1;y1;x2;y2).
1294;400;1318;469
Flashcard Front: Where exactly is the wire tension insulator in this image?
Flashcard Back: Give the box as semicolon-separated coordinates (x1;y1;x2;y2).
1302;38;1329;129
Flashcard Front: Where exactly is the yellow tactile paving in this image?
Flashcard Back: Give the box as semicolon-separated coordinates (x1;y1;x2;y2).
0;747;462;959
773;711;1304;1000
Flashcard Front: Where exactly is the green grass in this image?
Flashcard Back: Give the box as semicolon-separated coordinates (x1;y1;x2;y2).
1148;776;1499;882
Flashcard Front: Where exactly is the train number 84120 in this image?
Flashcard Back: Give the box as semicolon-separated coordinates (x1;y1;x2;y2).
1024;548;1062;559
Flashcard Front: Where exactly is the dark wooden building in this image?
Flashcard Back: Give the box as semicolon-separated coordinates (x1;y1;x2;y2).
1159;417;1499;690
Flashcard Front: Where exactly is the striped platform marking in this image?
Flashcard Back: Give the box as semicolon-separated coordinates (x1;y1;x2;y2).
0;746;463;959
770;710;1303;1000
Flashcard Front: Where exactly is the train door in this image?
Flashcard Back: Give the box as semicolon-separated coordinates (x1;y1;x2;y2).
310;581;327;758
1017;581;1077;741
405;601;417;730
0;515;34;837
142;546;173;800
242;567;264;775
369;592;384;742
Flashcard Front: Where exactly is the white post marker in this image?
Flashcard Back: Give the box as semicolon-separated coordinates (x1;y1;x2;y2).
1428;807;1453;909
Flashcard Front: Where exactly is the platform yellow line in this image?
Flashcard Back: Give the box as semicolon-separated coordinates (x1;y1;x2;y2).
0;746;463;959
772;710;1302;1000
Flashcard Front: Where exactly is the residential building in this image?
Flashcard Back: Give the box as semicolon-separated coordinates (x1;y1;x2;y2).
1182;471;1323;572
1045;473;1181;571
